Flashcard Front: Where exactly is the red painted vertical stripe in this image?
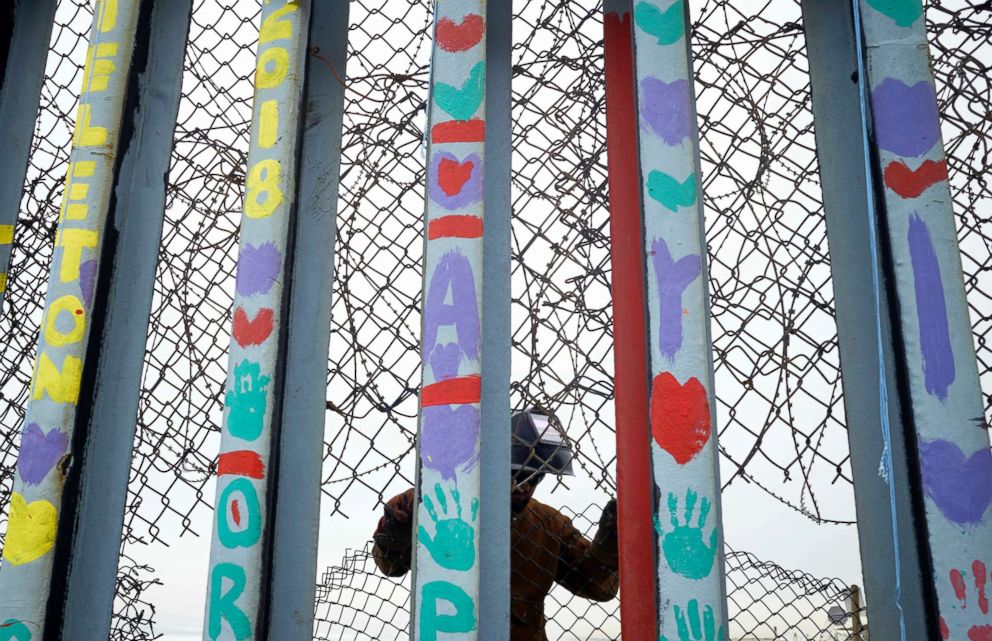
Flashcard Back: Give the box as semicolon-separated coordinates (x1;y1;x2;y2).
604;6;659;640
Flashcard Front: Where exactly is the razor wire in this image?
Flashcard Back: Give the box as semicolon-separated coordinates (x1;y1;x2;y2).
0;0;986;637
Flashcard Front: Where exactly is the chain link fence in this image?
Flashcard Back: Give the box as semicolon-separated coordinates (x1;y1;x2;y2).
0;0;988;638
315;505;866;641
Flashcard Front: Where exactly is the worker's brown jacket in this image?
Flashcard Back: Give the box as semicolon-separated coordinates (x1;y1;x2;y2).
373;489;619;641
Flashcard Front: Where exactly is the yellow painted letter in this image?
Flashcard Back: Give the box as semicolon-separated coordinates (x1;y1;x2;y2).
33;352;83;404
245;159;284;219
96;0;118;33
258;100;278;149
45;295;86;347
255;47;289;89
73;104;108;148
259;3;298;44
81;43;119;94
57;229;99;283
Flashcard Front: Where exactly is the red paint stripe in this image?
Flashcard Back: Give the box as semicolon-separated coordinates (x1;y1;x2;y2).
421;375;481;407
428;215;484;240
604;9;660;640
231;499;242;526
218;450;266;479
431;119;485;143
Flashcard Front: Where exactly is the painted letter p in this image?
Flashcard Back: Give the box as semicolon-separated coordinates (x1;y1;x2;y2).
419;581;477;641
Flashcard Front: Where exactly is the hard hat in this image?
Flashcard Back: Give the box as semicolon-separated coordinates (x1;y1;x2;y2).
510;409;574;476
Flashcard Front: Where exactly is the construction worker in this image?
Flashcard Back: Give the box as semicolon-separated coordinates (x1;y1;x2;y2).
372;409;619;641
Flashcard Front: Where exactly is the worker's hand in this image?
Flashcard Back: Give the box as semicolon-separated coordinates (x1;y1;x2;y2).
599;498;618;533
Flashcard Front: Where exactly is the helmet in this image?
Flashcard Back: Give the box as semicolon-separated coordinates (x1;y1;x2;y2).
510;409;574;476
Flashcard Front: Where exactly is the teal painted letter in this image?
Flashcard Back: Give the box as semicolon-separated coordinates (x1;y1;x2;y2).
208;563;252;641
217;477;262;548
420;580;477;641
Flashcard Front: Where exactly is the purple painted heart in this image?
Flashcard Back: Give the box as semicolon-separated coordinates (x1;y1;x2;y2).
18;423;69;486
872;78;941;158
428;342;462;381
640;77;692;146
919;438;992;525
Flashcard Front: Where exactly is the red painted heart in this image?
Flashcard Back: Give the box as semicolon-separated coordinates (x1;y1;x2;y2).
651;372;711;465
233;307;274;347
436;14;485;52
437;157;474;197
883;159;948;199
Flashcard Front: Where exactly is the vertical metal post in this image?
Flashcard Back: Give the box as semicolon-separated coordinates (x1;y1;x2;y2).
412;0;510;638
57;0;193;638
478;0;512;638
602;2;658;639
0;2;144;639
804;0;992;639
801;1;931;635
857;1;992;638
849;584;865;641
203;2;312;640
0;0;58;301
265;0;349;638
619;0;731;638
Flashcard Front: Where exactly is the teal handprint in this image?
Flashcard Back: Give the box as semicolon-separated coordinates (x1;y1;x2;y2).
225;359;271;441
418;483;479;571
661;599;724;641
654;489;718;580
635;0;685;46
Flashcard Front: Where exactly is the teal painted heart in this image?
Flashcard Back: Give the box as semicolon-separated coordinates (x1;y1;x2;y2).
647;170;696;211
634;0;685;46
865;0;922;27
434;61;485;121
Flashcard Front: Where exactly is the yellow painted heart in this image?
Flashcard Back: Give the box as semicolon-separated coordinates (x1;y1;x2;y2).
2;492;57;566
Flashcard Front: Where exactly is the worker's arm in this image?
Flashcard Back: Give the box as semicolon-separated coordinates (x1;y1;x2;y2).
372;488;415;577
555;499;620;601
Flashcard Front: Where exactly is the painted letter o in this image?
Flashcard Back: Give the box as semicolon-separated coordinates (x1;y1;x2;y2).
44;295;86;347
217;477;262;549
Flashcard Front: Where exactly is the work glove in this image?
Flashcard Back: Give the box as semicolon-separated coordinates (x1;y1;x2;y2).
598;498;618;532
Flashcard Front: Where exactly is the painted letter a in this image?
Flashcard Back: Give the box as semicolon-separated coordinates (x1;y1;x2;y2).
420;581;477;641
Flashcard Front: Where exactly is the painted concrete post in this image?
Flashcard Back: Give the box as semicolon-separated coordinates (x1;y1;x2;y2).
622;0;731;638
853;0;992;637
0;0;58;303
412;1;499;639
203;1;311;639
0;1;142;638
802;0;933;635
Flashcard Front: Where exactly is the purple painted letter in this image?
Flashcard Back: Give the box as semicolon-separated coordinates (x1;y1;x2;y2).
652;237;701;360
423;250;480;370
908;214;955;400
